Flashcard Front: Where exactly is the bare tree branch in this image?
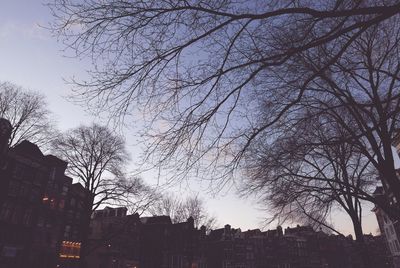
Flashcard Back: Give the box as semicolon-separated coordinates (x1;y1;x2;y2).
0;81;57;150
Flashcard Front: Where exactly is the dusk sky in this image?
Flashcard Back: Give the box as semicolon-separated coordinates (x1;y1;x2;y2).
0;0;379;236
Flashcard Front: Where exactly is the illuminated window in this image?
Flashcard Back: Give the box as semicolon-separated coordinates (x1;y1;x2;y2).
42;196;49;204
50;198;57;209
59;241;81;259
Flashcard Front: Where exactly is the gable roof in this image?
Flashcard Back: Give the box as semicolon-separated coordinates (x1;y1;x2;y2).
12;140;44;159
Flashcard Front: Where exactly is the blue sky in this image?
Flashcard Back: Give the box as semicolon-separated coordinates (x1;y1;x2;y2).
0;0;379;236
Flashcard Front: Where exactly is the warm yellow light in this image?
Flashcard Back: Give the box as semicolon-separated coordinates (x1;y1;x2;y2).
59;254;80;259
59;241;82;259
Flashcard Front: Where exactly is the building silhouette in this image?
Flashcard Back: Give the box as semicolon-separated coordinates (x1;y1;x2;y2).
0;118;92;268
373;185;400;268
373;136;400;268
85;208;390;268
87;207;202;268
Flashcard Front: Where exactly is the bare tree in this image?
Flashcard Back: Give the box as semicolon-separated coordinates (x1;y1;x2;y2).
51;124;132;261
49;1;400;211
244;113;385;267
52;123;129;211
264;17;400;211
117;176;161;216
149;193;217;230
0;81;56;149
148;193;182;221
245;113;377;232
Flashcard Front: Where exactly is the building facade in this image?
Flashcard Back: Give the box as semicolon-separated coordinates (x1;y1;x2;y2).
87;207;202;268
0;118;92;268
373;186;400;268
372;137;400;268
85;207;391;268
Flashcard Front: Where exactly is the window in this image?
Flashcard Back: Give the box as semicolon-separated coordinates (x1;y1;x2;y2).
30;189;39;202
33;171;43;186
47;181;56;191
72;230;78;240
395;240;400;252
67;210;74;220
22;209;32;226
390;242;395;253
64;225;71;239
19;183;28;197
59;199;65;211
62;185;69;196
0;202;13;221
42;195;49;205
7;181;19;197
37;216;44;227
0;159;8;170
70;198;76;207
59;241;81;259
11;206;22;224
50;198;57;209
50;167;56;181
13;164;26;179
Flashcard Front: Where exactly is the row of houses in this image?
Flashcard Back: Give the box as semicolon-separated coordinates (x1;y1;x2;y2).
86;206;390;268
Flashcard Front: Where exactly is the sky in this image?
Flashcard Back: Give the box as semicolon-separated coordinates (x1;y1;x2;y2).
0;0;379;236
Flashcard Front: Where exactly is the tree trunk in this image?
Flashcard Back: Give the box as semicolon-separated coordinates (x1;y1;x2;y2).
351;214;371;268
79;194;94;268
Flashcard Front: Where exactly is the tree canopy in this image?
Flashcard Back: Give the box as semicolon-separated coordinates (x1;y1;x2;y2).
49;1;400;225
52;123;130;210
149;193;217;230
0;81;56;149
